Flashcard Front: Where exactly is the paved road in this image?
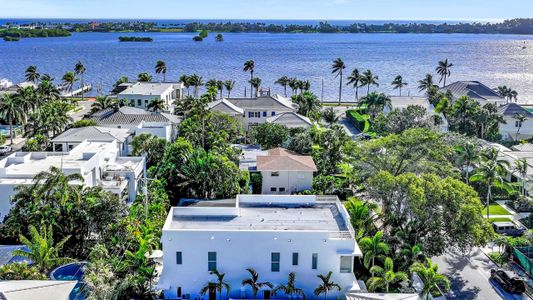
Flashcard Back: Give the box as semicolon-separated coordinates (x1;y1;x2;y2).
434;248;504;299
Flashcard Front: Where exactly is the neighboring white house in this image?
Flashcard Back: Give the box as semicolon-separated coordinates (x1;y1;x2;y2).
386;96;449;132
0;280;77;300
440;81;506;106
497;103;533;141
157;194;362;300
118;82;184;112
90;106;180;141
0;78;13;90
208;90;300;130
0;140;145;221
257;148;317;194
51;126;133;155
266;112;313;129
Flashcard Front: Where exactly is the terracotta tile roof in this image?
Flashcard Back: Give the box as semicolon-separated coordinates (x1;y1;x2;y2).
256;147;317;172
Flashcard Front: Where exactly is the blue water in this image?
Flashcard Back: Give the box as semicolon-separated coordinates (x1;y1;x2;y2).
1;31;533;102
51;262;86;300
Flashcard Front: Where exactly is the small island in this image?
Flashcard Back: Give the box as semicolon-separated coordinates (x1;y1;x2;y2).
118;36;153;42
3;36;20;42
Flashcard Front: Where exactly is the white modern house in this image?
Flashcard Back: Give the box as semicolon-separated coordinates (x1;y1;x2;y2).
440;81;506;106
386;96;449;132
118;82;184;112
158;194;362;300
0;140;145;221
257;148;317;194
51;126;133;155
208;90;300;130
0;280;77;300
497;103;533;141
90;106;180;142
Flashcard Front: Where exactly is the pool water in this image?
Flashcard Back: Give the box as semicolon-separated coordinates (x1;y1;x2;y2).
50;262;86;300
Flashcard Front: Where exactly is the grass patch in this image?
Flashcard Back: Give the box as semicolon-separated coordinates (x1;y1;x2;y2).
487;217;513;223
483;204;511;216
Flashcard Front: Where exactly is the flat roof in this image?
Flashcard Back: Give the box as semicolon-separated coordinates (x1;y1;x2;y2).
118;82;176;96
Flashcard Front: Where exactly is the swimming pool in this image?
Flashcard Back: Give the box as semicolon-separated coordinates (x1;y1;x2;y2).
50;262;87;299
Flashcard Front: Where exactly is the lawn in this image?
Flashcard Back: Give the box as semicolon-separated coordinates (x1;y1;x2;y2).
483;204;511;216
487;217;513;223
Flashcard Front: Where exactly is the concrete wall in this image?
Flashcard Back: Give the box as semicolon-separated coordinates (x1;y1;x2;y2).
500;117;533;141
260;171;313;194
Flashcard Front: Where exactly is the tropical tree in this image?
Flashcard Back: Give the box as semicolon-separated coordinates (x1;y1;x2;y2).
137;72;153;82
346;68;362;101
0;262;47;280
514;157;528;195
367;257;408;292
147;99;166;112
391;75;408;96
293;91;321;117
200;270;231;300
91;95;114;112
243;60;255;98
275;76;290;97
74;61;87;100
13;225;72;273
344;198;378;240
436;59;454;87
410;259;450;300
455;141;480;185
288;78;299;96
224;80;235;98
242;268;273;298
155;60;167;82
358;92;391;120
513;112;527;140
314;271;341;300
398;244;426;271
418;74;435;95
322;107;339;126
331;58;346;104
359;231;390;272
0;94;24;144
272;272;306;299
249;77;262;97
189;74;204;98
61;71;78;94
180;75;191;96
25;65;40;83
360;69;379;95
216;80;225;98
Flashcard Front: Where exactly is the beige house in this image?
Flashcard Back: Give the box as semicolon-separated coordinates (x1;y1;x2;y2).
256;148;317;194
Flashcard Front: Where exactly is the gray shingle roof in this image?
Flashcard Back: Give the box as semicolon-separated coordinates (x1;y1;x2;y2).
51;126;132;143
90;107;181;126
440;81;504;103
498;103;533;117
266;112;312;128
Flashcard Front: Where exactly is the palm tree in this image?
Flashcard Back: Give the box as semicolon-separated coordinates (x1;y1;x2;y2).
288;78;299;96
435;59;454;87
331;58;346;104
322;107;339;126
0;94;24;144
275;76;290;97
32;166;84;201
13;225;72;273
418;74;435;95
74;61;86;101
147;99;165;112
200;270;231;300
25;65;40;83
358;231;390;273
514;158;528;195
224;80;235;98
155;60;167;82
242;268;273;298
360;70;379;96
346;68;361;101
137;72;153;82
410;259;450;300
272;272;306;299
249;77;262;97
180;75;191;96
455;141;479;185
314;271;341;300
398;244;426;271
40;73;54;82
513;112;527;140
367;257;408;292
91;96;114;112
189;74;204;98
358;92;391;120
391;75;408;96
243;60;255;98
344;198;378;240
61;71;78;94
216;80;225;98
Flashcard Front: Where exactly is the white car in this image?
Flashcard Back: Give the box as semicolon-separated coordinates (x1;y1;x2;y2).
0;145;12;155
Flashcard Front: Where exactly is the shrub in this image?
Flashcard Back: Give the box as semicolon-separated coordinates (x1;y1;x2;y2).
346;109;370;132
73;119;97;128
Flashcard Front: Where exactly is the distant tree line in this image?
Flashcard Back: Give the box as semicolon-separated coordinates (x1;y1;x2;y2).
0;28;71;38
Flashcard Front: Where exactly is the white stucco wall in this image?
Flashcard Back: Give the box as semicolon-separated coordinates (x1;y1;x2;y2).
500;117;533;140
260;171;314;194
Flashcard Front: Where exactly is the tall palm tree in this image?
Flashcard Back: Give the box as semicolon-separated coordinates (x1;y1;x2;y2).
322;107;339;126
272;272;305;299
0;94;24;144
180;75;191;96
275;76;290;97
436;59;454;87
242;268;273;298
224;80;235;98
358;92;391;120
147;99;165;112
137;72;153;82
346;68;361;101
331;58;346;104
61;71;78;94
243;60;255;98
398;244;426;271
200;270;231;300
91;96;114;112
455;141;479;185
40;74;54;82
514;158;528;195
155;60;167;82
288;78;299;96
367;257;408;292
13;225;72;273
410;259;450;300
391;75;408;96
189;74;204;98
74;61;86;100
418;74;435;95
216;80;225;98
249;78;262;97
358;231;390;273
25;65;40;83
360;69;379;96
314;271;341;300
513;112;527;140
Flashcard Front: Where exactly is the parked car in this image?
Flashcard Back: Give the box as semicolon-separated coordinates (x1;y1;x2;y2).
492;221;526;237
0;145;12;155
491;268;526;294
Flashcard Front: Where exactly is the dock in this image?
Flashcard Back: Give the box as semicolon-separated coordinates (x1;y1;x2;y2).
62;84;92;97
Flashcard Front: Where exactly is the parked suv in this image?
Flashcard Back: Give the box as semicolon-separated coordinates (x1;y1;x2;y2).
0;145;12;155
490;268;526;294
492;221;526;237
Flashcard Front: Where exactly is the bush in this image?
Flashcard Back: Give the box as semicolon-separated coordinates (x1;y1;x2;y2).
73;119;97;128
346;109;370;132
250;172;262;194
192;35;203;41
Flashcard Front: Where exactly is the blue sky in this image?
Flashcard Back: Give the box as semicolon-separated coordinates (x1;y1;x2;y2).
1;0;532;21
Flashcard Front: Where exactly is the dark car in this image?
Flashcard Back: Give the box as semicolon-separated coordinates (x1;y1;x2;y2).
490;268;526;294
492;221;526;237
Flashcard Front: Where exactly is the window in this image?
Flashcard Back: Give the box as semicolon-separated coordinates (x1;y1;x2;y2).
270;187;277;192
292;253;299;266
249;112;253;118
279;187;286;192
137;99;141;106
516;121;523;127
263;111;267;117
208;252;217;271
254;112;260;118
176;252;182;265
271;252;280;272
312;253;318;269
144;100;149;107
340;256;352;273
271;112;276;116
271;172;279;177
130;99;135;106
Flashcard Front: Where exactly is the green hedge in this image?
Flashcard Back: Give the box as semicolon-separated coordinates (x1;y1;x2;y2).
346;109;370;132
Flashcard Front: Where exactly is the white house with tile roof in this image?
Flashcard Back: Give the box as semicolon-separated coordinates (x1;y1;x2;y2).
118;82;184;112
257;148;317;194
51;126;133;155
498;103;533;140
440;81;506;106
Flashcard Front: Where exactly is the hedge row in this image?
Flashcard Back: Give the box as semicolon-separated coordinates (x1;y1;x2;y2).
346;109;370;132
